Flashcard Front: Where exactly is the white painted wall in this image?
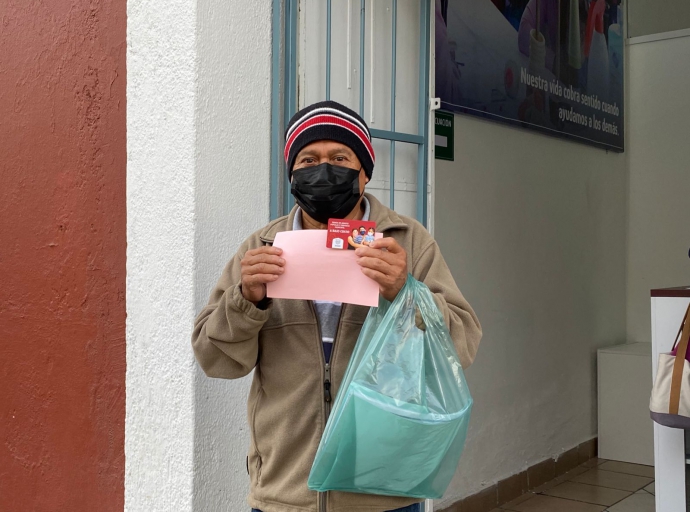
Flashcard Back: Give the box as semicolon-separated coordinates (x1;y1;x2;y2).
626;34;690;344
127;0;272;510
193;1;272;511
627;0;690;38
430;13;690;510
126;0;197;509
433;116;628;507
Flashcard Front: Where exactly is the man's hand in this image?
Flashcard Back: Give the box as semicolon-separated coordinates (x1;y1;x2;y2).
355;238;407;302
240;246;285;305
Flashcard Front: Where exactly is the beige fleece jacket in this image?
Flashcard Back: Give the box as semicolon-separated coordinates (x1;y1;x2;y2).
192;194;482;512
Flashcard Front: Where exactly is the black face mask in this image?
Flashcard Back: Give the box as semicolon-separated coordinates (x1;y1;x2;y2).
291;163;363;224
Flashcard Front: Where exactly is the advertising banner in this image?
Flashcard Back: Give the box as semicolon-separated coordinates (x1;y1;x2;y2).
436;0;624;151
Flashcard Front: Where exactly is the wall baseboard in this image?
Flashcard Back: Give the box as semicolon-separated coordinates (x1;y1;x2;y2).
438;438;598;512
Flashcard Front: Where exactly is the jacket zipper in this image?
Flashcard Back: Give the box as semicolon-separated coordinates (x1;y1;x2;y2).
324;362;332;414
310;301;345;512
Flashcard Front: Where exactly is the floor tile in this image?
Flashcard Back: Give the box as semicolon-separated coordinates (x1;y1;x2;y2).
562;465;594;480
544;481;632;506
570;469;653;492
607;491;655;512
531;465;592;494
582;458;608;468
531;479;562;494
643;482;654;495
598;461;655;479
500;492;536;509
508;494;606;512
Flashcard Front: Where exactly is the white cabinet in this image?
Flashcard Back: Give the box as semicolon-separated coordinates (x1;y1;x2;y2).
651;289;690;512
598;342;654;465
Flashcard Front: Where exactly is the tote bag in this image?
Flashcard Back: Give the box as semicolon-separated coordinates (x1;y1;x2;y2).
650;303;690;428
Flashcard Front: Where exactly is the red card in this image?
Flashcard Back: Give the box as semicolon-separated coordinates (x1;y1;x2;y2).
327;219;377;250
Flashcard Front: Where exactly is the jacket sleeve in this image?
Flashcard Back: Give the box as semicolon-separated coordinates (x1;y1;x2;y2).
192;239;272;379
411;240;482;368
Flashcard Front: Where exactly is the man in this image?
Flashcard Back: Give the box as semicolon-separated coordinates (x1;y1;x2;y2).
192;101;482;512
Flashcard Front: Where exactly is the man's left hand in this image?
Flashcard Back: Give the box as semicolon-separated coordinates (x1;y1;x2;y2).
355;238;407;302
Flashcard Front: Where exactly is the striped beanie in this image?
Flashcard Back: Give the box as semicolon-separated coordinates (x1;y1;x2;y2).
284;100;375;179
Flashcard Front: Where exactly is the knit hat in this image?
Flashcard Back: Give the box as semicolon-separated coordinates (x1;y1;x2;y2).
284;100;375;179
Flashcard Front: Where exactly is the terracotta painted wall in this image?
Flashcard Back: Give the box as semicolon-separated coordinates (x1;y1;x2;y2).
0;1;126;510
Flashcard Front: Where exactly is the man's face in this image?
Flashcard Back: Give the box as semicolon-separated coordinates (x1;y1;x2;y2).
292;140;368;193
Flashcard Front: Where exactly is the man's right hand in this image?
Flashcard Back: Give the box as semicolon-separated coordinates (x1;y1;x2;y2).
240;246;285;305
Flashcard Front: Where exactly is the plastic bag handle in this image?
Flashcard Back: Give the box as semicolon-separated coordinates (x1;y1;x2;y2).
414;308;427;331
410;277;447;333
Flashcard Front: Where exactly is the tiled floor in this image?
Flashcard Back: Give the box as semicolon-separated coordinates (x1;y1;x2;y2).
492;459;655;512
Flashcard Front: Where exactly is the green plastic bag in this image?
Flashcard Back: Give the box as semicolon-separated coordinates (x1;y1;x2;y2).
308;275;473;499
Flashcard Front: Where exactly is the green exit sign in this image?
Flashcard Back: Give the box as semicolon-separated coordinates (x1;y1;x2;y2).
434;111;454;161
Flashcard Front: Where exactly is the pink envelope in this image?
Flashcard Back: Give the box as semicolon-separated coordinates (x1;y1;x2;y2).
266;230;381;307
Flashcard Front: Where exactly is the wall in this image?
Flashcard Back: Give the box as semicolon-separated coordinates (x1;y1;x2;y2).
126;0;197;508
627;0;690;38
193;1;272;510
127;0;272;510
434;116;627;507
0;1;126;511
626;34;690;343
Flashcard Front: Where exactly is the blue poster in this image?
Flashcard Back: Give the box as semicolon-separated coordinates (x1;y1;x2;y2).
436;0;624;151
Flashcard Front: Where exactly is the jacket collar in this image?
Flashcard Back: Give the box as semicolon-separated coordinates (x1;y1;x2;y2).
259;193;408;244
